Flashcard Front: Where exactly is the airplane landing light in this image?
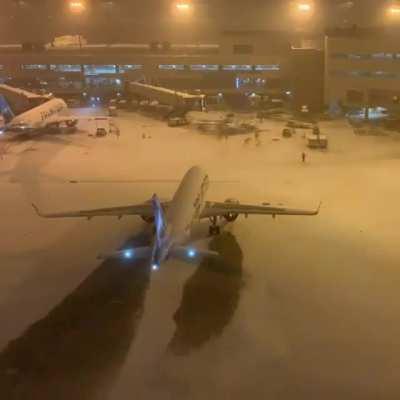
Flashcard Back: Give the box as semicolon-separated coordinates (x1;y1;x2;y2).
187;248;196;258
123;249;133;259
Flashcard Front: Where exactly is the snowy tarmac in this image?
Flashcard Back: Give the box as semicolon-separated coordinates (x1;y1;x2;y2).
0;109;400;399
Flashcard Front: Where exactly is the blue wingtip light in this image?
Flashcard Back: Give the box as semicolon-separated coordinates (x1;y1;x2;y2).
124;249;133;259
187;248;196;258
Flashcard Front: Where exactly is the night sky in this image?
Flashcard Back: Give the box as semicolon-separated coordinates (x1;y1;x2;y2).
0;0;394;43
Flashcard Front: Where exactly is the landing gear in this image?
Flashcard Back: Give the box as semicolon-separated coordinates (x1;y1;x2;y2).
209;225;220;236
209;216;221;236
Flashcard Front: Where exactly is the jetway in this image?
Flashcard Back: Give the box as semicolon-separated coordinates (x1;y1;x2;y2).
128;82;205;115
0;84;50;115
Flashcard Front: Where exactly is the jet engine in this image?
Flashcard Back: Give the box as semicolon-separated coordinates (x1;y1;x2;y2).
66;119;78;128
223;198;239;222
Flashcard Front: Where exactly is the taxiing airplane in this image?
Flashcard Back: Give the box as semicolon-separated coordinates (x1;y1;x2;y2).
0;87;79;137
32;166;320;270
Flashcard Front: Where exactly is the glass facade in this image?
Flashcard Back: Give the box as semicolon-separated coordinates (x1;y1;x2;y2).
330;70;399;79
158;64;185;71
83;65;117;75
190;64;219;71
332;52;400;60
119;65;143;73
254;64;280;71
22;64;48;70
222;65;252;71
50;64;82;73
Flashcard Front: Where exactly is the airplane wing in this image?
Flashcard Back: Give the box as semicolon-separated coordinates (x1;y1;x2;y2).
44;115;79;128
31;202;169;220
44;115;110;128
201;201;321;219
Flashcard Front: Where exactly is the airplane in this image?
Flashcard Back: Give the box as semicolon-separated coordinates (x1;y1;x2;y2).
0;86;81;137
32;166;320;270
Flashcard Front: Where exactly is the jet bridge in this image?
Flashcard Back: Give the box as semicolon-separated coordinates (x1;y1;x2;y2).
0;84;51;115
128;82;205;117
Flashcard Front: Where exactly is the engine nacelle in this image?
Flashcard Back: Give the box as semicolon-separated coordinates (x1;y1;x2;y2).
66;119;78;128
223;198;239;222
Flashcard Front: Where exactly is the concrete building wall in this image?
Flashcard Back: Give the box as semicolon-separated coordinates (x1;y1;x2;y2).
0;36;288;99
325;31;400;108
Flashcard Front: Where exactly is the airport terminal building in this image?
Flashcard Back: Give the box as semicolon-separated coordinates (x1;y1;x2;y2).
0;31;291;103
4;26;400;115
324;28;400;113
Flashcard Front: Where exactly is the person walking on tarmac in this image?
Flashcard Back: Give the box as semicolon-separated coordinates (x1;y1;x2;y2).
301;151;307;163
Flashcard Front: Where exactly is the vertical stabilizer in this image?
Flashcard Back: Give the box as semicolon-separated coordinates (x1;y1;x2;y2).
151;194;167;242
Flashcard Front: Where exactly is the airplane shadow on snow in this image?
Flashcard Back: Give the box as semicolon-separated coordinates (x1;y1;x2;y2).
167;231;245;356
0;228;245;398
0;231;152;400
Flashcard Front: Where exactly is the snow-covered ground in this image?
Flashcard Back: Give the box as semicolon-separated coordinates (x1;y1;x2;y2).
1;109;400;399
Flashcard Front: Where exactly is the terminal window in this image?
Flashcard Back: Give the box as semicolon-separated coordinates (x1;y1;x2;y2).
350;70;371;77
22;64;47;70
222;65;252;71
84;65;117;75
233;45;254;55
254;65;280;71
348;53;371;60
372;71;397;79
190;65;219;71
372;53;393;59
119;65;142;73
50;65;82;73
158;65;185;70
85;76;122;88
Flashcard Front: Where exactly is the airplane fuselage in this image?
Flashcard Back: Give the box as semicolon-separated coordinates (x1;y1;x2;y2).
6;98;68;134
151;166;210;267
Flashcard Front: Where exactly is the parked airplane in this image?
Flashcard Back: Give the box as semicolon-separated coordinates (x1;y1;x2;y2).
0;89;79;137
32;166;320;270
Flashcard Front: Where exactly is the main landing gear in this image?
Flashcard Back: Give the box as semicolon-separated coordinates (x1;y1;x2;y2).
209;216;221;236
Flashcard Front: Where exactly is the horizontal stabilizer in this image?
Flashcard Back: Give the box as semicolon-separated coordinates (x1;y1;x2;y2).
170;246;219;262
97;246;152;261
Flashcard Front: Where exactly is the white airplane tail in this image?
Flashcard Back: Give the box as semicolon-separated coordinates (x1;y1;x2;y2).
151;193;167;242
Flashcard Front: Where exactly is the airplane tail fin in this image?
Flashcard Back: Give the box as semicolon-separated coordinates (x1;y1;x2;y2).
0;95;15;123
151;193;167;241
